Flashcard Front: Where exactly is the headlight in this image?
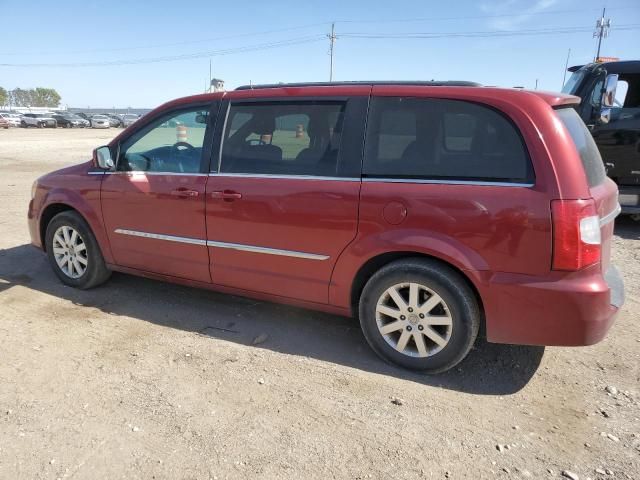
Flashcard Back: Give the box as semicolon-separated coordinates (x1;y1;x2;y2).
31;181;38;199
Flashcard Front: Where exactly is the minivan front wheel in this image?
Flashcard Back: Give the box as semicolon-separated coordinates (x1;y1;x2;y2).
359;259;479;373
45;211;111;289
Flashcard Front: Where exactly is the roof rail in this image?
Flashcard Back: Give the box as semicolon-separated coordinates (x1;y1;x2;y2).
235;80;481;90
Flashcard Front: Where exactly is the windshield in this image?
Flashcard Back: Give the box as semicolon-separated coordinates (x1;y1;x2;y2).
562;70;586;95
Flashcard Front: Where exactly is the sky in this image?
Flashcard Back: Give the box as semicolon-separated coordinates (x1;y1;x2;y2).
1;0;639;108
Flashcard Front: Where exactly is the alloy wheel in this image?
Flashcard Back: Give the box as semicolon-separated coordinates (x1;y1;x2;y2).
375;282;453;357
52;225;88;279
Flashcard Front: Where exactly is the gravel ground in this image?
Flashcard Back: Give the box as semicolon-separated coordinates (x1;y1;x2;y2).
0;128;638;480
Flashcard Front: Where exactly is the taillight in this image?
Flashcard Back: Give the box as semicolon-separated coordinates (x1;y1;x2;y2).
551;199;601;271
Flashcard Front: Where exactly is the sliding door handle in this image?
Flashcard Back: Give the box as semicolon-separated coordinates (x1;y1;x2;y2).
170;188;199;198
211;190;242;201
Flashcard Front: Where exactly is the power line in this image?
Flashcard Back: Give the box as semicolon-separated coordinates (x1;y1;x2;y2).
0;22;331;57
2;23;638;69
339;24;639;39
3;4;638;58
0;35;326;68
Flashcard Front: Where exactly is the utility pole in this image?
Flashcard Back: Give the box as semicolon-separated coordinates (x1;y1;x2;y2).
328;22;336;82
562;48;571;88
593;7;611;62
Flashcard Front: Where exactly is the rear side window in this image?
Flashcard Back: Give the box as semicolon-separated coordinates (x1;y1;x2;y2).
364;97;533;183
555;107;606;187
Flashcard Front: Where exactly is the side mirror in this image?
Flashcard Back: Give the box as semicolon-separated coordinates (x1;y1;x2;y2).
93;146;114;170
599;108;611;125
601;74;619;108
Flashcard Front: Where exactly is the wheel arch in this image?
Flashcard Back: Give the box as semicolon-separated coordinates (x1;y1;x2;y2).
348;251;485;329
40;203;79;251
38;194;113;264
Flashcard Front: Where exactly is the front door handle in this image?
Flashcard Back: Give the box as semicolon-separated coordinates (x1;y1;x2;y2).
170;188;199;198
211;190;242;201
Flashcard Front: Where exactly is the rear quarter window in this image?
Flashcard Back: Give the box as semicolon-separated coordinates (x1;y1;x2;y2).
364;97;533;183
555;107;606;187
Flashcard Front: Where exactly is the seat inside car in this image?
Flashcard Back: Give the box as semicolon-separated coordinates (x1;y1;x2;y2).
227;115;283;173
295;113;342;176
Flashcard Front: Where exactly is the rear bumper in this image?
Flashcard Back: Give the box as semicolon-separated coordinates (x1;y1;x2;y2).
478;265;624;346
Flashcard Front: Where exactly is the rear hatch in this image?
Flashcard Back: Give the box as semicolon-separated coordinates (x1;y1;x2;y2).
555;107;620;272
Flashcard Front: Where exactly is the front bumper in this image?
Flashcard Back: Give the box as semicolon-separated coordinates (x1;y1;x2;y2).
27;199;42;249
618;187;640;214
478;265;624;346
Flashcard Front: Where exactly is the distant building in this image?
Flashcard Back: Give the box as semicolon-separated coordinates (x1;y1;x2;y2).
210;78;225;93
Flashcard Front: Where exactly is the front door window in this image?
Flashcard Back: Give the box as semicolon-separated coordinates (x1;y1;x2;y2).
118;108;209;173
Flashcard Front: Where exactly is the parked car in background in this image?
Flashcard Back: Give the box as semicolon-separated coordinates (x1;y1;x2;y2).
120;113;139;127
52;113;90;128
28;82;624;373
21;113;57;128
0;112;22;127
102;114;124;128
88;115;110;129
0;116;9;129
562;60;640;217
74;113;92;122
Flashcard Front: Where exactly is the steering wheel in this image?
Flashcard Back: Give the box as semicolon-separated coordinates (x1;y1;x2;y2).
172;141;195;152
246;138;268;146
170;142;196;173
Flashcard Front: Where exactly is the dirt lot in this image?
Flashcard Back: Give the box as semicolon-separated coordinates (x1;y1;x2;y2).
0;127;638;480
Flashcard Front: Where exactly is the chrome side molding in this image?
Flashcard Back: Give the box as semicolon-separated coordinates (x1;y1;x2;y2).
206;240;329;260
114;229;207;245
113;229;329;260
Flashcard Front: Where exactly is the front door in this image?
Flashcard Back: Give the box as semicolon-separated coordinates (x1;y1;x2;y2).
591;74;640;188
102;104;217;283
205;94;368;304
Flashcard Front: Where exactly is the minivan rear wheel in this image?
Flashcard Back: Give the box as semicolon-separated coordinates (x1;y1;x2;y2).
359;259;479;373
45;211;111;289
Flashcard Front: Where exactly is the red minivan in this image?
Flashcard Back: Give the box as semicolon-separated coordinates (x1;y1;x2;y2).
27;82;624;373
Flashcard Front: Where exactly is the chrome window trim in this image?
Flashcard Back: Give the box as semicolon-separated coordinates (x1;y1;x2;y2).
96;171;208;177
113;229;329;260
208;173;360;182
114;229;206;246
206;240;329;260
600;203;621;227
362;177;534;188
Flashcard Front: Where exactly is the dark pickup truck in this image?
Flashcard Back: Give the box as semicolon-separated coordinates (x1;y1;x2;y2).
563;60;640;217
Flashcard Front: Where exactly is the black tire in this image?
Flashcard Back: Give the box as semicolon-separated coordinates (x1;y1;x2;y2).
358;258;480;373
45;211;111;289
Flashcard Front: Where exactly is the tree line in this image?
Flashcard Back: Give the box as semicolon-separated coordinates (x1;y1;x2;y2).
0;87;62;108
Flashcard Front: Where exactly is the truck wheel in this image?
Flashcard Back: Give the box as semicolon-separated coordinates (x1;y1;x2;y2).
359;258;480;373
45;211;111;289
